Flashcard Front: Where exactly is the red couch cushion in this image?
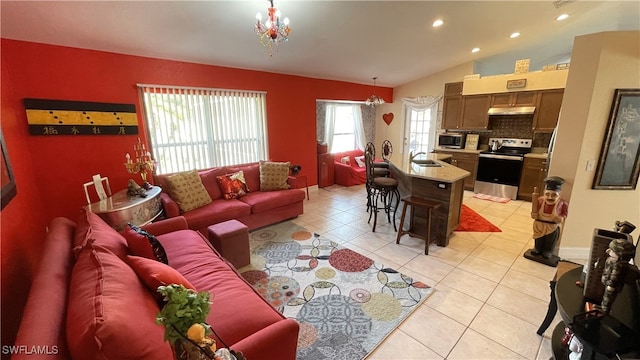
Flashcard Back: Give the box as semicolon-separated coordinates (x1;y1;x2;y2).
73;210;129;260
156;230;287;347
181;198;251;231
240;190;306;214
227;163;261;193
126;255;195;294
199;167;228;200
66;241;172;359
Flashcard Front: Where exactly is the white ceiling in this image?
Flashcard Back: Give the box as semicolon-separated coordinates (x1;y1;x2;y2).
1;1;639;87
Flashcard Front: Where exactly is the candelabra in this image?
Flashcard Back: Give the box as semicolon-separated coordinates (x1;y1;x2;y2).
124;138;156;189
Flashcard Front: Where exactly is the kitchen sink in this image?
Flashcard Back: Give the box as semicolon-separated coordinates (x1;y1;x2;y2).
412;159;442;167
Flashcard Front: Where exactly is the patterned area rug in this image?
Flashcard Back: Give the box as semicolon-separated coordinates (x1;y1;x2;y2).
239;221;434;360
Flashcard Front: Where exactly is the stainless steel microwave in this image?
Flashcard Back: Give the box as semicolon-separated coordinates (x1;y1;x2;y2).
438;133;466;149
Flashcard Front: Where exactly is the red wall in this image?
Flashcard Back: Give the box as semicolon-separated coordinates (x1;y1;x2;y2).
0;39;392;346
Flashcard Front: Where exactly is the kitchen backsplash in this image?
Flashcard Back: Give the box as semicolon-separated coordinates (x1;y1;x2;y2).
477;115;552;148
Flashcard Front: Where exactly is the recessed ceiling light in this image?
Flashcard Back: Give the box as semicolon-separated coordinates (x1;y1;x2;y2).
471;48;480;53
510;32;521;39
433;19;444;27
556;13;569;21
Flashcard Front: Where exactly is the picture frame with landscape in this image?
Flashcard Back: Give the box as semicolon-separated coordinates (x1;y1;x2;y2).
593;89;640;190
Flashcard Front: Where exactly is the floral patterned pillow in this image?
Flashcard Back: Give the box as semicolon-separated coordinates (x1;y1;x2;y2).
216;171;249;199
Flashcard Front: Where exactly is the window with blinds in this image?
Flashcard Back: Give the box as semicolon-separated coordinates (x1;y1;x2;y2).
138;85;268;174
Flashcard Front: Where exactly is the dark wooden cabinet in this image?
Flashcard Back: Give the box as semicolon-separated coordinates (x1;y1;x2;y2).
435;150;478;190
518;157;547;201
491;91;538;107
442;82;463;130
533;89;564;132
460;94;491;130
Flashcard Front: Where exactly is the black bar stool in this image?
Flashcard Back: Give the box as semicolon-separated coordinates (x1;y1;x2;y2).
365;150;399;232
396;196;441;255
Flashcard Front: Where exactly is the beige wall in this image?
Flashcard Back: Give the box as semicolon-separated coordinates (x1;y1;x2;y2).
551;31;640;258
374;62;474;164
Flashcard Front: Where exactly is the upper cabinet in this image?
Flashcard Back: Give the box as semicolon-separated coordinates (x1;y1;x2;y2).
533;89;564;132
490;91;538;107
442;82;463;129
460;94;491;129
441;83;563;131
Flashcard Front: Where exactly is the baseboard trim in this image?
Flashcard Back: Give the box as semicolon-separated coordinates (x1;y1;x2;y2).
558;247;590;261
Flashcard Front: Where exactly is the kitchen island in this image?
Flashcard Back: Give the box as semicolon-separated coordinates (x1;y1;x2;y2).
389;153;470;247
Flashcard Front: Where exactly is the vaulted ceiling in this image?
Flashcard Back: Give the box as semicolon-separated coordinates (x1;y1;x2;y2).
2;1;639;87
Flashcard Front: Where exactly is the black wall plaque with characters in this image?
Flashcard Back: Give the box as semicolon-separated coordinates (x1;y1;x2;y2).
24;98;138;136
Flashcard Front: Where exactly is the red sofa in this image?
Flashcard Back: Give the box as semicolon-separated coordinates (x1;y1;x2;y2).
333;149;367;186
12;213;299;360
154;162;305;234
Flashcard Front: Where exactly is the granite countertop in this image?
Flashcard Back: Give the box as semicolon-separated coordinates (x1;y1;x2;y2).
390;153;470;183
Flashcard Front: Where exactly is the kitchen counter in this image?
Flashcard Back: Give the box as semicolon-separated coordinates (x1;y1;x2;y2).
393;153;470;183
389;155;469;247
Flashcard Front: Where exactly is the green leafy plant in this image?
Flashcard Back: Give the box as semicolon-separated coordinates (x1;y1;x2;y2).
155;284;212;345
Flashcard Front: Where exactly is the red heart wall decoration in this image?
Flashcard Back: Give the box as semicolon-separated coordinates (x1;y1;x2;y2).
382;113;394;125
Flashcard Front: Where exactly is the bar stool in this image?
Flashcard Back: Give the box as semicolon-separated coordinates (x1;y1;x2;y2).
365;142;389;213
365;150;400;232
396;196;441;255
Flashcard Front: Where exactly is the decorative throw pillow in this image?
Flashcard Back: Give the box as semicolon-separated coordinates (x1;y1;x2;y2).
216;171;249;200
166;170;212;212
340;156;350;165
122;223;169;264
355;155;365;168
126;255;195;294
259;160;291;191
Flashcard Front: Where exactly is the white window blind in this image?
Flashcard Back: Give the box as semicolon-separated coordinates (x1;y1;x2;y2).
139;85;268;174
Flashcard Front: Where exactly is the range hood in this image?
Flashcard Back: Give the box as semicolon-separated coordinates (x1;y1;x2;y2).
487;106;536;116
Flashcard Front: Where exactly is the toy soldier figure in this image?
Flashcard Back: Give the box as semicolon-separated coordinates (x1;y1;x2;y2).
524;176;569;267
600;238;636;314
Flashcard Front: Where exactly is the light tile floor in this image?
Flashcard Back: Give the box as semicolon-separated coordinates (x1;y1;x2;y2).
290;184;581;360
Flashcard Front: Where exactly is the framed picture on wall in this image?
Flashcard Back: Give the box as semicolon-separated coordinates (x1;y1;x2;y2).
1;130;17;209
592;89;640;190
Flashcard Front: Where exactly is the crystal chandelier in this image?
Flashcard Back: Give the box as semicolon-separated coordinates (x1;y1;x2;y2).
255;0;291;56
365;77;385;106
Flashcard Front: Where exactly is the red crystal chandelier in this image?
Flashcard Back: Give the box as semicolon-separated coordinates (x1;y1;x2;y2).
255;0;291;56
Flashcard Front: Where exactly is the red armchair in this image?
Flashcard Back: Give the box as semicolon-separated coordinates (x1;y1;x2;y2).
333;150;367;186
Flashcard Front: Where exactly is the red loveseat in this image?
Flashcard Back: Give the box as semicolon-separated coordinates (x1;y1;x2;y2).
12;212;299;360
333;149;367;186
154;162;305;235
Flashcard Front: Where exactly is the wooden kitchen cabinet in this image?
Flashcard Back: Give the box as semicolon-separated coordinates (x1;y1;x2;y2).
435;150;478;190
460;94;491;130
442;82;463;130
533;89;564;132
490;91;538;107
518;157;548;201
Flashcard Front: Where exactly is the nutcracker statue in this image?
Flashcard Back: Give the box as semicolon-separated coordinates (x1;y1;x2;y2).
524;176;569;267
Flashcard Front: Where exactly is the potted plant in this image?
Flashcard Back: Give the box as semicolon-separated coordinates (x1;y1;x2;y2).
155;284;244;360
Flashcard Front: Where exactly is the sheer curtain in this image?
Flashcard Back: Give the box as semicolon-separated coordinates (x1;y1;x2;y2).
402;95;442;153
324;104;337;153
353;107;366;151
324;103;365;153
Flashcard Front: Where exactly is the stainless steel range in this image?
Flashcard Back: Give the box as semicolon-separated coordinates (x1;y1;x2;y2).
474;138;532;200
